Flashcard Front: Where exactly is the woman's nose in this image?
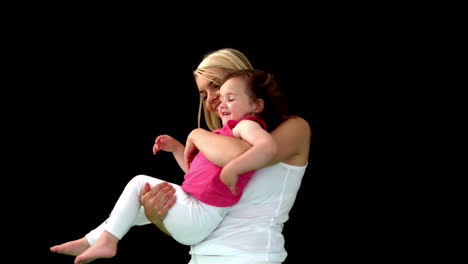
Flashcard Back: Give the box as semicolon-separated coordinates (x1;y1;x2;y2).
206;93;220;111
206;92;219;103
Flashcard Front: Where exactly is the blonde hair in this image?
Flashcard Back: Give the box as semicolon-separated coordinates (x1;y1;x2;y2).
194;48;254;131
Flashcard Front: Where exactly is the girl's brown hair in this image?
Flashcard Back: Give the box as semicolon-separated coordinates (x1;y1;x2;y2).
220;69;290;132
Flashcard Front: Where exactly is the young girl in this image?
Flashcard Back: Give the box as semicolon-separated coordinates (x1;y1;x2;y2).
50;69;289;264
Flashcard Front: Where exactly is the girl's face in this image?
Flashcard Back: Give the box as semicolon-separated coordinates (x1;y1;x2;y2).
217;76;263;125
195;68;226;113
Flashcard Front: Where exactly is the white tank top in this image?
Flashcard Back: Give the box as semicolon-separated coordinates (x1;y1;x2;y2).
189;162;308;262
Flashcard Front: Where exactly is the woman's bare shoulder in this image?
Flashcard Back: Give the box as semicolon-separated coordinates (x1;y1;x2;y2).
272;115;311;166
283;115;311;136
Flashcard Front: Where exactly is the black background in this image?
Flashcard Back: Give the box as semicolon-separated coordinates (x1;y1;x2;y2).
9;16;400;263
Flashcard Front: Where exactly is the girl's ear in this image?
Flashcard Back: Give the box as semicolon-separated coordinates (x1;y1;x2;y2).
253;98;265;114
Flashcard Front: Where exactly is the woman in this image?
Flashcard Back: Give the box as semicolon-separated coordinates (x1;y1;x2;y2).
50;69;286;264
140;48;311;264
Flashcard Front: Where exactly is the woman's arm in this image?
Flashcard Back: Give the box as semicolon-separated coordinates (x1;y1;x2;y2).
141;116;311;226
186;128;252;167
219;120;277;193
219;117;310;192
189;115;311;169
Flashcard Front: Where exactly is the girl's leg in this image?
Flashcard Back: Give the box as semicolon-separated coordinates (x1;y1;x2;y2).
74;231;119;264
162;189;231;245
51;175;165;258
85;203;151;245
108;175;227;245
50;237;90;256
189;255;282;264
72;175;166;262
103;175;166;239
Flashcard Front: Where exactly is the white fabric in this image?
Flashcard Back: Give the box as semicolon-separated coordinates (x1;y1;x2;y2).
85;175;230;246
188;255;281;264
189;162;307;262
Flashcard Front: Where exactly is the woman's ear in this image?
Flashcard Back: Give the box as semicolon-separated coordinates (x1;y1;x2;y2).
253;98;265;114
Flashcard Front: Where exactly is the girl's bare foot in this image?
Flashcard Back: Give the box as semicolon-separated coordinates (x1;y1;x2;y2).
50;237;90;256
74;231;118;264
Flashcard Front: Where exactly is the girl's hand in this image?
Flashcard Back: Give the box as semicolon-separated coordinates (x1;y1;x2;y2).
153;135;182;155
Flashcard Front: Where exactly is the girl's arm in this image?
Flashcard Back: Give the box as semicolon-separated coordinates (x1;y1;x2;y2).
154;132;251;173
153;135;187;172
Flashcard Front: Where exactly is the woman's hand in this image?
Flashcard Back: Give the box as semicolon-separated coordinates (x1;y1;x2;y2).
140;182;176;224
220;163;241;195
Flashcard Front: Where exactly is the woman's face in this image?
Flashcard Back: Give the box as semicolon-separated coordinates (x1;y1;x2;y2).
195;68;227;113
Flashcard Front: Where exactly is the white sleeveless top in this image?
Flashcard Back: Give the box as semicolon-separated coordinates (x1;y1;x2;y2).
189;162;308;262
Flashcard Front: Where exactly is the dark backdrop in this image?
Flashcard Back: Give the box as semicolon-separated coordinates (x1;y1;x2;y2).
15;25;377;263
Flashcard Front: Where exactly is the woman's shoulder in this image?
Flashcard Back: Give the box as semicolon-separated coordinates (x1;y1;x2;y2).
273;115;311;139
284;115;311;135
272;115;311;166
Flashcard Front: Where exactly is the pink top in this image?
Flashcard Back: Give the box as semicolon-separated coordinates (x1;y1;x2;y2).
181;116;266;207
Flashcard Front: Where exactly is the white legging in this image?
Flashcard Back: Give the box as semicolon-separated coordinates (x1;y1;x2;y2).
85;175;230;246
188;255;281;264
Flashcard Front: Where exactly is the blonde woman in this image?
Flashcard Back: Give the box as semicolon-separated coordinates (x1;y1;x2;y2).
141;48;311;264
50;68;290;264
